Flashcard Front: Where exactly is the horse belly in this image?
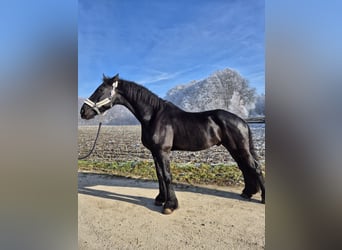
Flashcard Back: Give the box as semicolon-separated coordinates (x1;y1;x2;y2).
172;139;209;151
172;127;221;151
172;143;208;151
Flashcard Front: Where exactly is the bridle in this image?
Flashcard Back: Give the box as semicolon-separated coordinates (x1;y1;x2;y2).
83;80;118;115
78;80;118;160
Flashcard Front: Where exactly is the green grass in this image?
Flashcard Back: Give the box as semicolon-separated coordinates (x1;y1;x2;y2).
78;160;261;186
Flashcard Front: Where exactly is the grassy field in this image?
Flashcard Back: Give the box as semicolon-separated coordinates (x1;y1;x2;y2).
78;160;266;186
78;125;265;186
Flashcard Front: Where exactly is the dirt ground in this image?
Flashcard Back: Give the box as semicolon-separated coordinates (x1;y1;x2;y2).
78;172;265;249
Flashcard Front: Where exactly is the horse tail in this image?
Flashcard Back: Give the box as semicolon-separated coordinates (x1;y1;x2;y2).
247;124;259;168
247;122;266;202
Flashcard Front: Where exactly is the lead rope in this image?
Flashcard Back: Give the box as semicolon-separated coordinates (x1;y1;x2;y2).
78;122;102;160
78;115;105;160
78;80;117;160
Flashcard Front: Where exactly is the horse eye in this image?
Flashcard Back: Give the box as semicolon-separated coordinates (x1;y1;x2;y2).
98;88;107;96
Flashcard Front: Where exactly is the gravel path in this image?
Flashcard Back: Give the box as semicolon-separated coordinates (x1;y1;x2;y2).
78;173;265;249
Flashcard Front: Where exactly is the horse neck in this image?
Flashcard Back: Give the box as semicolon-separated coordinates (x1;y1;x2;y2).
115;82;161;124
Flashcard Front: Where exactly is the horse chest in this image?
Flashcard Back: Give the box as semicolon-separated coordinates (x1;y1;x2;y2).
141;125;173;150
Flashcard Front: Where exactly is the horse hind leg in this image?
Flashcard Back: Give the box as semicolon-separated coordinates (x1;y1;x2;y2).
223;143;264;203
239;155;260;197
240;155;265;204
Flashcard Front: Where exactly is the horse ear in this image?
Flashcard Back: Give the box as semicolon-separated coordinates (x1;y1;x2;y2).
112;73;119;81
102;73;108;81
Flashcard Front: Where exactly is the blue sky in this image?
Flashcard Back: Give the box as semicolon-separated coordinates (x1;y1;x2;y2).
78;0;264;98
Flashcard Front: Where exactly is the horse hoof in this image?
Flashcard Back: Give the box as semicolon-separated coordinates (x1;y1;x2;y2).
163;208;173;215
261;198;265;204
154;200;163;206
240;193;251;200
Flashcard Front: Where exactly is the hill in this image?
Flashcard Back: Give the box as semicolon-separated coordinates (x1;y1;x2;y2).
165;68;261;118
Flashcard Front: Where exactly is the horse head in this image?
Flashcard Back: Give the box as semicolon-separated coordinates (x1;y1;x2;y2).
80;73;120;120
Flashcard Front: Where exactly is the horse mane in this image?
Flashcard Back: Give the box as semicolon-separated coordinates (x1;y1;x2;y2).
104;77;166;110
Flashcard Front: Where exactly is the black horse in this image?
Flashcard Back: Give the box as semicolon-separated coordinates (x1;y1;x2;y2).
80;74;265;214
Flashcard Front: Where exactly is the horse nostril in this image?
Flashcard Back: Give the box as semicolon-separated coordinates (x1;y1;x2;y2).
80;107;85;116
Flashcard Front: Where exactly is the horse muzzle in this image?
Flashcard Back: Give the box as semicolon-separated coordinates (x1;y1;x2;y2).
80;104;97;120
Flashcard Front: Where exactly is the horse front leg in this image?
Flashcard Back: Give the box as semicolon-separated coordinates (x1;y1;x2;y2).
155;150;178;214
152;155;166;206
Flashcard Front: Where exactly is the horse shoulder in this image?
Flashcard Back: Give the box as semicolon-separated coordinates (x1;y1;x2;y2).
141;113;174;151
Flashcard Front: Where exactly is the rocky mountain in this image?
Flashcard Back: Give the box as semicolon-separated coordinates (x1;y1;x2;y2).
78;68;264;125
165;68;260;118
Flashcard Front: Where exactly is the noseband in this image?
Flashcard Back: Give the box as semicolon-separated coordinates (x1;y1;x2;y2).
83;81;118;115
